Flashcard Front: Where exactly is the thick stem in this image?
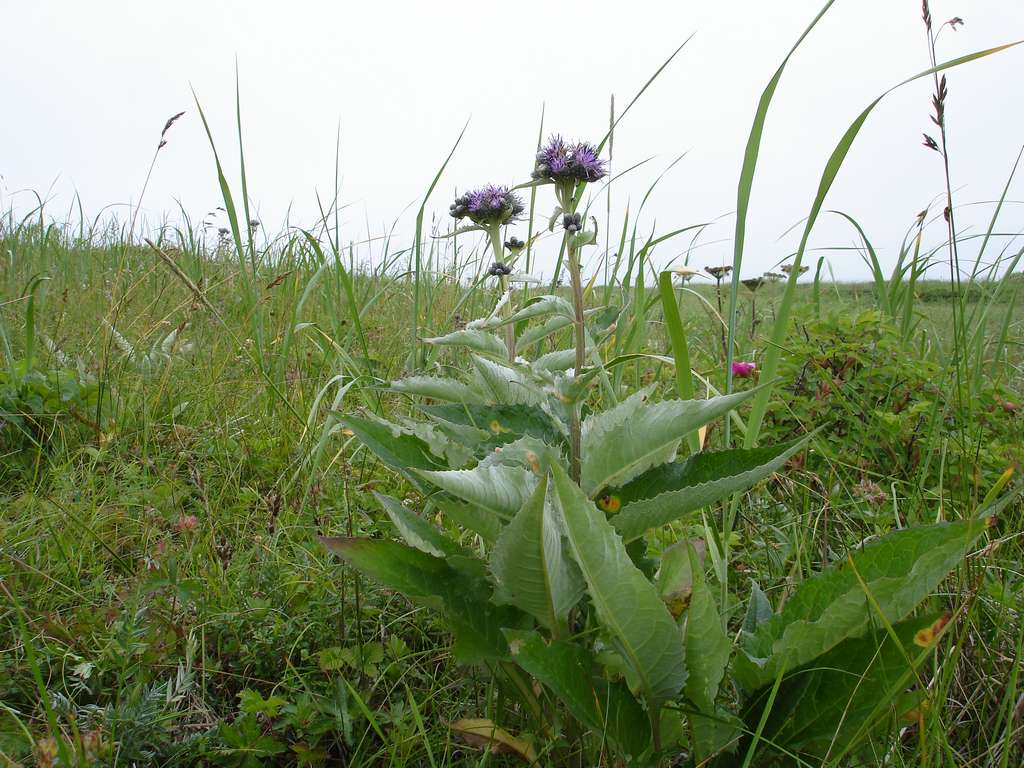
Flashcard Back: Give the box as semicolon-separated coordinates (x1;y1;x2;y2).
568;241;585;484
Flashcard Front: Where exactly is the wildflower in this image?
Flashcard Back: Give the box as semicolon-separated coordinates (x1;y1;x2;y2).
780;263;809;276
562;213;583;233
732;361;756;378
670;264;700;282
488;261;513;277
532;135;607;183
174;514;200;533
450;185;524;226
763;271;786;282
855;478;889;505
504;236;525;253
705;265;732;280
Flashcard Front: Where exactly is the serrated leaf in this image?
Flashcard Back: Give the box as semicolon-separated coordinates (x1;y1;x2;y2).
532;347;582;372
320;537;519;662
491;478;584;633
483;295;574;329
472;356;543;406
551;463;686;704
517;306;609;350
434;496;503;544
503;629;650;756
395;416;474;468
416;464;539;521
581;387;760;497
682;543;729;714
340;414;445;490
374;492;472;561
477;434;565;474
424;329;507;357
390;375;485;404
517;314;573;349
734;518;986;691
419;403;564;452
610;437;809;542
743;613;946;763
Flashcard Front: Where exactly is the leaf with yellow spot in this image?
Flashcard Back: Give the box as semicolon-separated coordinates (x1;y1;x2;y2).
913;612;951;647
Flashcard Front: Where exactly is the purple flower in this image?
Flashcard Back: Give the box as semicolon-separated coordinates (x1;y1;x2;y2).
449;185;524;226
532;135;606;184
732;361;756;378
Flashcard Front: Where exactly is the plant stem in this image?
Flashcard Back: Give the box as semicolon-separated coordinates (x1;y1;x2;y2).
568;240;585;484
488;226;516;362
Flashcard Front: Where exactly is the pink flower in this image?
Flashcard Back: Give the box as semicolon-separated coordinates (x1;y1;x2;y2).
174;514;200;533
732;361;756;378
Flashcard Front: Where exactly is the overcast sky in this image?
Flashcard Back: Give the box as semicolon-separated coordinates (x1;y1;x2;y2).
3;1;1023;281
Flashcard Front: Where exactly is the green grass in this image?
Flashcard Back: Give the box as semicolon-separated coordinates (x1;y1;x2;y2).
1;219;1020;765
2;6;1023;762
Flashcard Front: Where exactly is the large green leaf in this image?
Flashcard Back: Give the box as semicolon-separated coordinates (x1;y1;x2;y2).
434;496;503;545
580;387;759;497
419;403;563;452
482;295;573;328
389;375;485;404
516;313;573;349
472;356;543;406
423;329;507;358
734;518;986;691
374;492;470;560
340;414;445;490
320;537;518;662
551;463;686;704
610;437;810;542
503;629;650;757
532;347;587;372
416;464;539;522
491;478;584;633
682;543;730;714
742;613;945;763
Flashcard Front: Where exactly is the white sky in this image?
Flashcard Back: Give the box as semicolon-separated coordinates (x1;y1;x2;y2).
3;1;1023;281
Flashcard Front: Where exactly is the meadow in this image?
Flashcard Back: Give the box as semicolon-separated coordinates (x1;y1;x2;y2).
2;6;1024;768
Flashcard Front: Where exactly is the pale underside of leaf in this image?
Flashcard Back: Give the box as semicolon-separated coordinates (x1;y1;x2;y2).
551;463;686;704
416;463;539;521
490;477;584;633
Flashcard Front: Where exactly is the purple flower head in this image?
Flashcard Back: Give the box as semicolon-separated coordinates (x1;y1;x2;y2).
532;135;606;184
449;185;524;226
731;361;757;379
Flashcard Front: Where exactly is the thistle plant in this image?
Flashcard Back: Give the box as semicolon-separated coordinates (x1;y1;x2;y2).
450;185;525;360
532;135;606;481
316;134;1007;766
